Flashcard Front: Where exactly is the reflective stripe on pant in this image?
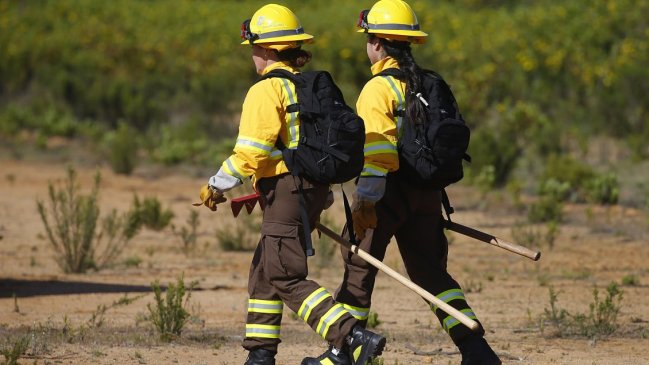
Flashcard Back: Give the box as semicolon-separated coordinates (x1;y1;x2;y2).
334;173;485;345
243;173;356;352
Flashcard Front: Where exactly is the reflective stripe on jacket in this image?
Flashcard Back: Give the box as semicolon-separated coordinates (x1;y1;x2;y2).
356;57;405;177
221;61;301;185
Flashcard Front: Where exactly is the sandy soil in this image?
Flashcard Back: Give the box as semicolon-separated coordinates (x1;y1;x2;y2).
1;160;648;365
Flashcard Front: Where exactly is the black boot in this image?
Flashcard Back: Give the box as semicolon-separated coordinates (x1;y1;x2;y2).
244;348;276;365
458;335;501;365
301;345;351;365
347;325;386;365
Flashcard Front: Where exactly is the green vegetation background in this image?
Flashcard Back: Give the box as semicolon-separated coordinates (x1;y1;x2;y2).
1;0;648;203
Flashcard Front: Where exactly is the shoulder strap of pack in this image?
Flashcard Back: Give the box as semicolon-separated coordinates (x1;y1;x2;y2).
372;68;407;118
260;68;301;84
260;69;303;115
373;67;404;80
441;188;454;222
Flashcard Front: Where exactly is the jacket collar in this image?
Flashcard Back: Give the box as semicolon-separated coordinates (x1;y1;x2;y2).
261;61;297;76
371;56;400;76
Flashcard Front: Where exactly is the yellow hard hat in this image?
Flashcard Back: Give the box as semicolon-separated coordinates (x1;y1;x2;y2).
357;0;428;44
241;4;314;51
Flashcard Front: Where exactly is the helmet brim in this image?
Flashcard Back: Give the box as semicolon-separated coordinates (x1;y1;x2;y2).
241;33;314;45
357;28;427;44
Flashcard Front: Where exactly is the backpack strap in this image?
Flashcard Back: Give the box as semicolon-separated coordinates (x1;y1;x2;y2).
259;69;300;154
261;69;301;115
373;67;405;79
292;176;315;256
341;186;358;245
260;68;301;84
441;188;455;222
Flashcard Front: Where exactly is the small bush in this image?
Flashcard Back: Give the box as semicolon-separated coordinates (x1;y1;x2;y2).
123;256;143;268
585;173;619;205
172;210;200;255
88;294;145;328
36;167;100;272
147;276;195;342
506;178;525;211
131;195;174;231
105;122;138;175
37;167;141;273
94;208;141;269
574;283;623;337
528;197;563;223
542;286;569;329
544;221;560;250
216;213;259;252
474;165;496;196
621;274;639;286
513;221;559;250
1;336;29;365
540;282;624;339
468;129;520;187
528;179;569;223
541;155;595;192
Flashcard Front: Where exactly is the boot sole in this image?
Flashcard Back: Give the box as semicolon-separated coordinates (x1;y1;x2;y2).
355;333;386;365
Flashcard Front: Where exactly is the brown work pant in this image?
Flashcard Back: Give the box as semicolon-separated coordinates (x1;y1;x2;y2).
335;174;485;345
243;173;356;353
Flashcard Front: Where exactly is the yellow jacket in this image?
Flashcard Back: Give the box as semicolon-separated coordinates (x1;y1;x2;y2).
220;61;301;186
356;57;405;177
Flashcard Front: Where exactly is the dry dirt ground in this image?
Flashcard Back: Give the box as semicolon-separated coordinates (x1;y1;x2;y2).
1;159;648;365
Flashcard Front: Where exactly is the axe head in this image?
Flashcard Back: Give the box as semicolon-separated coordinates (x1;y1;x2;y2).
231;193;262;217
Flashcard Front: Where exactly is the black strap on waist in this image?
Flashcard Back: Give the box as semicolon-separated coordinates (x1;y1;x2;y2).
441;188;454;222
293;176;315;257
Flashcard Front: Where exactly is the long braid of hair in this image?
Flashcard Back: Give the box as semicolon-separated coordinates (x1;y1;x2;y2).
380;39;426;124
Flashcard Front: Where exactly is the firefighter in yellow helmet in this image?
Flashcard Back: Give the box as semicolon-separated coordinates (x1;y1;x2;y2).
303;1;502;364
199;4;385;365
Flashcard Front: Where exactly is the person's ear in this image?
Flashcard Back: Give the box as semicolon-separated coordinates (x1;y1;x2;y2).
370;37;381;52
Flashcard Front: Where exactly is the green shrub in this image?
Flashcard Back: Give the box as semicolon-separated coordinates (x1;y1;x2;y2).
540;282;623;338
131;195;174;231
37;167;141;273
0;336;29;365
585;173;619;205
474;165;497;194
216;213;259;252
96;207;141;269
105;122;138;175
542;155;594;192
148;276;194;342
575;283;623;337
88;294;144;328
511;224;542;248
542;286;569;329
621;274;639;286
468;128;520;187
528;178;569;223
172;210;200;255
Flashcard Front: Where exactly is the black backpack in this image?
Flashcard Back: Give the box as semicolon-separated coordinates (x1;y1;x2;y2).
260;69;365;256
374;68;471;190
260;69;365;184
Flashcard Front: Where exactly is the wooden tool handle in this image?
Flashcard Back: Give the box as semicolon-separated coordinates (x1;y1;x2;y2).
315;223;481;332
445;220;541;261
